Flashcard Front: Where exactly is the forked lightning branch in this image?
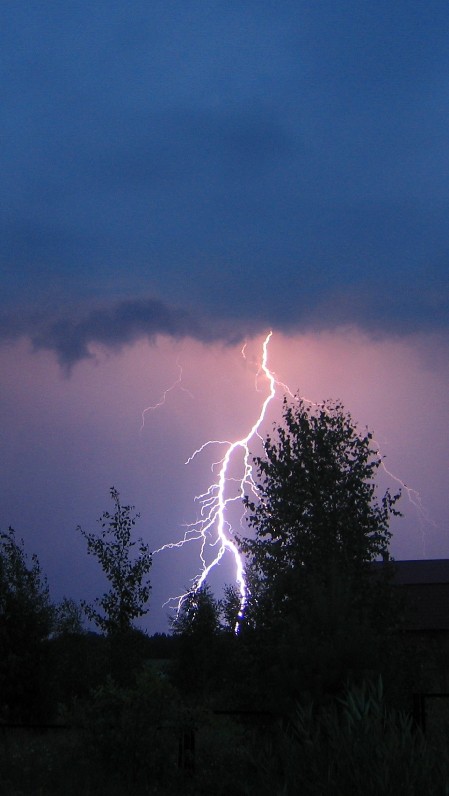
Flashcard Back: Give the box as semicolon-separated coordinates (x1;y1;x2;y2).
143;332;431;626
145;332;280;623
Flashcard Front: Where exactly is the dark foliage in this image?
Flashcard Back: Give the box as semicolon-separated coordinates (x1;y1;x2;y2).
46;631;110;708
0;401;439;793
78;487;152;636
145;631;178;659
170;584;223;697
0;527;54;721
249;679;449;795
76;667;181;788
238;398;402;703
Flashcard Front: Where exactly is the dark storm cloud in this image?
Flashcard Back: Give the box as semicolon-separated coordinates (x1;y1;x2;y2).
1;297;248;367
1;1;449;344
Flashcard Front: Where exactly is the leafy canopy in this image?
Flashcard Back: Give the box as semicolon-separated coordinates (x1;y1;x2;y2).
78;488;152;635
0;526;53;643
240;398;401;620
171;583;221;638
0;527;54;720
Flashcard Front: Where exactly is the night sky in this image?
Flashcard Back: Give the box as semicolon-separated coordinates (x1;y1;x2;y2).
1;2;448;632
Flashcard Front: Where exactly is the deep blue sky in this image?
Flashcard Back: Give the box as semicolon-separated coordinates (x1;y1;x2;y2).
1;2;448;631
2;1;448;358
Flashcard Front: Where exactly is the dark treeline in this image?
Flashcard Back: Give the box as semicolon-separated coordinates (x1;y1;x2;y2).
1;399;449;794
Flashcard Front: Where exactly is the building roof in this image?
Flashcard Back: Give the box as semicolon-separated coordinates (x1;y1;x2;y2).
391;559;449;586
387;560;449;631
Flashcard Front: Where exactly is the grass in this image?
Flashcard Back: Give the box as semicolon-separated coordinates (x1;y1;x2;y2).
3;682;449;795
0;719;256;795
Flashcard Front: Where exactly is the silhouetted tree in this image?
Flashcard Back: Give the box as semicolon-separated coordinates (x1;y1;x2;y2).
78;487;152;637
53;596;84;636
239;398;402;702
47;630;110;709
221;583;242;633
171;584;223;696
172;584;221;638
0;527;54;721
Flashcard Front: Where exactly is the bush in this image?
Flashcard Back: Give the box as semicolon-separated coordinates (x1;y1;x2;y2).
77;667;182;788
250;679;449;795
0;527;54;721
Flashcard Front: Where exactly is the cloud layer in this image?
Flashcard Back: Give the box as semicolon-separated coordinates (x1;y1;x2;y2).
3;297;245;367
1;1;448;354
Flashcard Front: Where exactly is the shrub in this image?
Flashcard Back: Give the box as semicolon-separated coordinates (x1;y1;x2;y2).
77;667;181;787
251;679;449;795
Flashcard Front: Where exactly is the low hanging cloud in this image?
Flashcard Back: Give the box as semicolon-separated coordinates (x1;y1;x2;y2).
1;275;448;371
0;296;252;368
1;2;449;368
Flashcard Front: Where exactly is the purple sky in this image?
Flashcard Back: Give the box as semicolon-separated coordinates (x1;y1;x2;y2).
1;2;448;631
1;330;447;632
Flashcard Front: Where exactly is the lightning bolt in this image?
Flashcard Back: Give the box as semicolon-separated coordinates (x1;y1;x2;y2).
376;454;436;556
144;331;434;628
140;360;193;431
152;331;279;628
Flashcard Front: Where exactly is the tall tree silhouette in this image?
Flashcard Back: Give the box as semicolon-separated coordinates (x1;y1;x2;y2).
239;398;401;701
0;527;53;720
78;488;152;636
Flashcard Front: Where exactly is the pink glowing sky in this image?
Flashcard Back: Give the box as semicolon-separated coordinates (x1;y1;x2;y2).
1;329;447;632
